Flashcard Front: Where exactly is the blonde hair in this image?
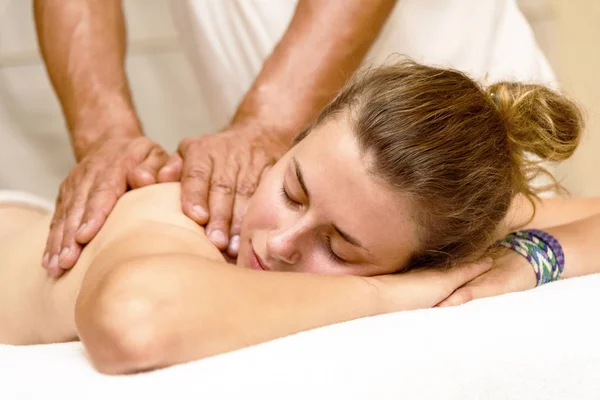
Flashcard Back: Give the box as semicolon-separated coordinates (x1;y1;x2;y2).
297;60;584;269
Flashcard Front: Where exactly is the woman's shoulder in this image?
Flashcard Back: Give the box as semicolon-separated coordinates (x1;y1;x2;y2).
113;183;192;226
92;183;203;246
85;182;224;263
118;182;182;211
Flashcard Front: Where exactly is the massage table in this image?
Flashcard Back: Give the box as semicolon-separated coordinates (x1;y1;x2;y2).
2;273;599;399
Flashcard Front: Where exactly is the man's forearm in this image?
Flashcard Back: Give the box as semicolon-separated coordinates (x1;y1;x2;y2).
232;0;397;143
34;0;141;160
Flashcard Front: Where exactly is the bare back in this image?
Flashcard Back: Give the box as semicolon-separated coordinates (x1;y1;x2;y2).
0;183;220;344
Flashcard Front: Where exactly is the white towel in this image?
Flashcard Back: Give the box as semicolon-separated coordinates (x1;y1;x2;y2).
1;273;599;400
0;190;54;213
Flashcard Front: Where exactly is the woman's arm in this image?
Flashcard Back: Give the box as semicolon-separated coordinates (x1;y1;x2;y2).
438;199;600;307
0;184;216;345
75;246;378;374
543;212;600;279
68;186;487;374
76;241;487;375
503;194;600;234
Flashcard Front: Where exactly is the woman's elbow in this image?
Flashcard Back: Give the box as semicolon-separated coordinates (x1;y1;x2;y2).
74;265;166;375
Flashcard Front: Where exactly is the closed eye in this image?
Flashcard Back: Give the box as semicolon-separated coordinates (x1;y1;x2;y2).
280;185;302;208
324;236;347;264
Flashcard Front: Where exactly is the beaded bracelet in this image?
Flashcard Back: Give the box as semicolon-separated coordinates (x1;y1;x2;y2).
498;229;565;286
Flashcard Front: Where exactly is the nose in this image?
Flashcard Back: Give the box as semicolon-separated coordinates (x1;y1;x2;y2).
266;226;302;265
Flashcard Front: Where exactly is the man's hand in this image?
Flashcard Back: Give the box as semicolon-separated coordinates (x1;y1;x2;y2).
436;251;537;307
43;136;169;277
158;123;288;258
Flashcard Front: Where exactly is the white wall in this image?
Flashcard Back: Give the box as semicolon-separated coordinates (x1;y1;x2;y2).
1;0;598;198
519;0;600;196
0;0;210;198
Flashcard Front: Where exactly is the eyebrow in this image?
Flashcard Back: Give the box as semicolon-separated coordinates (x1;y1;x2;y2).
292;157;368;253
293;157;310;200
332;223;367;252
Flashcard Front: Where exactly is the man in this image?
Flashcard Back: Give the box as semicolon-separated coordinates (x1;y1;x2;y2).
33;0;553;277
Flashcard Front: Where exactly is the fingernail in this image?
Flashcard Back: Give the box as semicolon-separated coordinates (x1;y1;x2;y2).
49;254;59;271
77;223;87;236
192;205;208;220
59;247;71;262
42;252;50;268
228;235;240;254
209;230;228;248
48;267;61;278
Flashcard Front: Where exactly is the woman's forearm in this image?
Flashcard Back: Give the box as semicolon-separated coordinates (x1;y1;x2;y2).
544;212;600;279
501;195;600;237
76;253;380;374
34;0;141;160
72;184;482;374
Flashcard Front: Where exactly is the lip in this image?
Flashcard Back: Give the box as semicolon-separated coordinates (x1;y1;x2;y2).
250;245;270;271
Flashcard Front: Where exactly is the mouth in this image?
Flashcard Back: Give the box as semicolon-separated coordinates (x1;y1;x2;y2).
249;245;270;271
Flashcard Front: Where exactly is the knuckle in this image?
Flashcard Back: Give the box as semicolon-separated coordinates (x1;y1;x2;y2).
136;136;151;145
229;221;242;235
152;146;168;158
236;180;257;197
79;161;94;177
184;166;211;181
180;137;194;147
60;234;75;246
210;180;234;196
58;181;70;197
456;289;473;304
49;218;61;230
102;166;124;180
253;148;275;164
252;147;268;160
89;183;119;200
54;193;64;207
208;215;230;229
180;137;200;152
72;193;88;207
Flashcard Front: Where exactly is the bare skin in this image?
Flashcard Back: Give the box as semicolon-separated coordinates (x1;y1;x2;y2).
1;183;600;372
0;184;487;365
2;122;600;374
33;0;398;276
0;121;500;373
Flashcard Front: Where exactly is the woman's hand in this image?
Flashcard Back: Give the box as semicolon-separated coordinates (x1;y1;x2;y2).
368;259;494;313
436;250;537;307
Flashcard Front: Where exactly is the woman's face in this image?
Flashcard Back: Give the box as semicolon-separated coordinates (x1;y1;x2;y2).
237;117;420;276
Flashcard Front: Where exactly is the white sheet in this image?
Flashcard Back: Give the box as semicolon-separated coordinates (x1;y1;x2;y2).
2;274;599;400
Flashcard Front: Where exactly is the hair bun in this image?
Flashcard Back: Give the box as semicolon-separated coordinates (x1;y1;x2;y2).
488;82;584;162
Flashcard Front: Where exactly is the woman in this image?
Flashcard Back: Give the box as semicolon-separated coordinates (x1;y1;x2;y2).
1;61;598;375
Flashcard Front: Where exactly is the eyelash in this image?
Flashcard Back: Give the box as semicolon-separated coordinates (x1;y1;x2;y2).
280;184;345;264
280;185;302;208
324;236;346;264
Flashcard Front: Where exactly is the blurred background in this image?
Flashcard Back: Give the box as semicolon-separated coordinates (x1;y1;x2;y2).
0;0;598;198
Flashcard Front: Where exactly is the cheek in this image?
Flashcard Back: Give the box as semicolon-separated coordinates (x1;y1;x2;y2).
241;174;281;239
296;251;355;275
